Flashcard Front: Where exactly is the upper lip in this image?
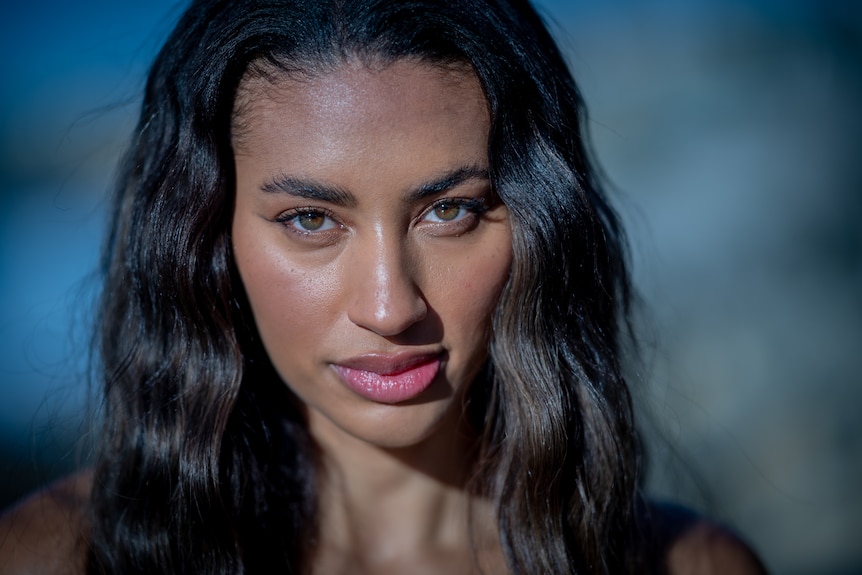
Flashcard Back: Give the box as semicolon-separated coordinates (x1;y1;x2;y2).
333;350;444;375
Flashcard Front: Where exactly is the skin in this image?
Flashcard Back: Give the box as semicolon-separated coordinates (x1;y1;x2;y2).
0;474;769;575
0;57;768;575
231;59;512;573
0;471;90;575
231;59;512;453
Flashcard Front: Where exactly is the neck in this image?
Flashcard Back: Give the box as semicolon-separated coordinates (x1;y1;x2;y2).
307;408;498;569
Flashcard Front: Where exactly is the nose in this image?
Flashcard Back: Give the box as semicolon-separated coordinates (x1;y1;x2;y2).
346;234;427;338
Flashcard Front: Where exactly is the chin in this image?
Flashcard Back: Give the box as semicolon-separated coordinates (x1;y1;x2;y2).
305;388;466;452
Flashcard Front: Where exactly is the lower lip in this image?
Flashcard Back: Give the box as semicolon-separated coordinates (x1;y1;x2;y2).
332;357;441;404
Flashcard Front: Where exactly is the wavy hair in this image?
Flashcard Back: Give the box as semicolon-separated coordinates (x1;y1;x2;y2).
88;0;643;573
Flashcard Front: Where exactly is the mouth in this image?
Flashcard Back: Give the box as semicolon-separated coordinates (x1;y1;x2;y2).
331;351;444;404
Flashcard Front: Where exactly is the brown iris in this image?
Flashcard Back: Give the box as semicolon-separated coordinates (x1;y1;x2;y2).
433;203;461;221
297;212;326;230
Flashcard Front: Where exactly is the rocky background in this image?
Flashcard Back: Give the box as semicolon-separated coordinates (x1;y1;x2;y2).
1;1;860;574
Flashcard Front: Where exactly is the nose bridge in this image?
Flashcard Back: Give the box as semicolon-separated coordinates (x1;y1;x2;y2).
346;226;426;336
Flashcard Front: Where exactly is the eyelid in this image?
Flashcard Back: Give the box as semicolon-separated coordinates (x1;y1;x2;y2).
423;197;488;218
417;196;489;233
275;206;343;235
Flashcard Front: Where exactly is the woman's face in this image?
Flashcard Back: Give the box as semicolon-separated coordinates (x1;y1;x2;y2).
231;59;512;449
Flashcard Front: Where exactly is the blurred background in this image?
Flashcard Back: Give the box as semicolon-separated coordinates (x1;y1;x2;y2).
1;1;859;573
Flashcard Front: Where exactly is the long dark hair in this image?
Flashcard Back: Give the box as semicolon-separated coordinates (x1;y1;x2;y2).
88;0;642;573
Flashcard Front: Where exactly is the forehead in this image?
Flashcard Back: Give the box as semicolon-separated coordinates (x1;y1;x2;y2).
231;58;489;155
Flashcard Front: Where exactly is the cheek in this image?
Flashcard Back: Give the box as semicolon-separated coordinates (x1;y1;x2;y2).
438;237;513;344
233;223;340;370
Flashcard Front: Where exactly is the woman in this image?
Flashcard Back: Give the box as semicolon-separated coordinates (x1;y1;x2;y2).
0;0;766;573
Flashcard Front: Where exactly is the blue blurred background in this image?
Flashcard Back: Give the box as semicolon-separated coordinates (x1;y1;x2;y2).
1;1;860;573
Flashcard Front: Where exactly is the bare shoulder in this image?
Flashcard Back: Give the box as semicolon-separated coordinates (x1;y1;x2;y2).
651;502;769;575
0;470;92;575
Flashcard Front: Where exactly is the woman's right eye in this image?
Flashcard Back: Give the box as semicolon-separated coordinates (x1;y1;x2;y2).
276;209;341;235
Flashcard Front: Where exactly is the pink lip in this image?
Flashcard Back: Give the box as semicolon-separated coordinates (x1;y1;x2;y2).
332;352;443;404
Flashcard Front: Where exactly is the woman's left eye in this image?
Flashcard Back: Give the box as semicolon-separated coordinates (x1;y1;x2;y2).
421;198;486;224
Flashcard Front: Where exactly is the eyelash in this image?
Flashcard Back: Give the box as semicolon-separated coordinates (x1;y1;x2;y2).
274;207;341;236
419;196;492;237
423;197;488;223
274;197;489;238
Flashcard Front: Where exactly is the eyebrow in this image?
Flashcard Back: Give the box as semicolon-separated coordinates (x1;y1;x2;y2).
259;165;489;206
408;166;490;202
261;176;356;207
